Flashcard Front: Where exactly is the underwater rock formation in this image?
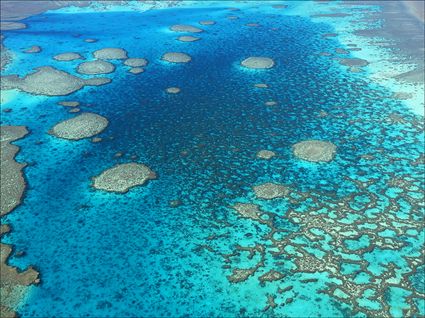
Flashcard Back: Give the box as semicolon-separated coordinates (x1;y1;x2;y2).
123;58;148;67
0;126;39;318
165;87;181;94
0;22;26;30
256;150;276;159
162;52;192;63
128;67;144;74
339;58;369;67
93;48;128;60
199;20;216;25
92;163;157;193
241;57;275;69
253;182;291;200
170;24;203;33
0;126;28;216
53;52;84;61
1;66;87;96
77;60;115;75
177;36;201;42
49;112;108;140
265;101;277;106
84;77;112;86
232;203;262;220
24;46;41;53
292;140;337;162
1;240;40;318
259;270;284;284
58;101;79;107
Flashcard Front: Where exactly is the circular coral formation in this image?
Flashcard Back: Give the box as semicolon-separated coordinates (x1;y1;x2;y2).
93;48;128;60
123;58;148;67
177;36;201;42
256;150;276;159
241;57;275;69
53;52;83;61
77;60;115;75
128;67;144;74
166;87;181;94
292;140;337;162
24;46;41;53
49;112;109;140
253;182;291;199
1;66;86;96
199;20;216;25
255;83;268;88
84;38;97;43
170;24;203;33
92;163;157;193
339;58;369;67
161;52;192;63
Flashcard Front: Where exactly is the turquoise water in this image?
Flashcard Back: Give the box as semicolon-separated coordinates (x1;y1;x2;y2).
1;1;424;317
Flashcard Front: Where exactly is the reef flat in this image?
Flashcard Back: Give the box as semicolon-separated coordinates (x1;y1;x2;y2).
162;52;192;63
49;113;109;140
0;126;40;317
292;140;337;163
77;60;115;75
53;52;84;61
0;1;423;317
93;48;128;60
241;57;275;69
1;66;90;96
0;126;28;216
92;163;157;193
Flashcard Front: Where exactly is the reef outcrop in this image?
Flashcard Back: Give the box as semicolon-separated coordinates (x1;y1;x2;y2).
199;20;216;25
24;46;41;53
170;24;203;33
1;66;86;96
0;126;40;317
253;182;291;200
177;36;201;42
292;140;337;162
256;150;276;159
93;48;128;60
165;87;181;94
1;126;28;216
123;58;148;67
162;52;192;63
92;163;157;193
339;58;369;67
128;68;144;74
53;52;84;61
77;60;115;75
241;57;275;69
49;112;109;140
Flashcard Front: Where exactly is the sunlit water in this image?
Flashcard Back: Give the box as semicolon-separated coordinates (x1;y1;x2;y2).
1;2;424;317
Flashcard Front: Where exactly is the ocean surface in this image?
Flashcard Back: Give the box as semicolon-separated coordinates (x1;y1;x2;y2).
1;1;424;317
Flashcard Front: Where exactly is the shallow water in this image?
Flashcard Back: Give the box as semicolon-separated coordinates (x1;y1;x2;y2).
1;1;424;317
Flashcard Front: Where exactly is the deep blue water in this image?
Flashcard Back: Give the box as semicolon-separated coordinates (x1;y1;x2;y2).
1;2;424;317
